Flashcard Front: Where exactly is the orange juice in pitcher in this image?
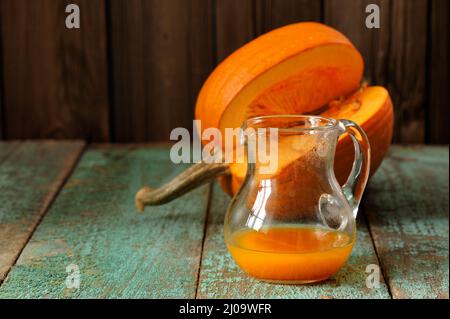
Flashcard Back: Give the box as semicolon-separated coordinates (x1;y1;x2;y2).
224;115;370;283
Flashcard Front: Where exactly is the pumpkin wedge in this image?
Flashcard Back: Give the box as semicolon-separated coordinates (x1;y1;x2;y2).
221;85;394;196
196;22;363;139
135;22;394;211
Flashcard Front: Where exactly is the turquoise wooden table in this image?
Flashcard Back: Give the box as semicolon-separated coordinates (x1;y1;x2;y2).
0;142;448;299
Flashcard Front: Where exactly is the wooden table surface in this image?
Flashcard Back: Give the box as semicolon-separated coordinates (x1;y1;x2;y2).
0;142;448;299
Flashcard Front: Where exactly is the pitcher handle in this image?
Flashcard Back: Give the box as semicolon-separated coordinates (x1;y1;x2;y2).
338;119;371;218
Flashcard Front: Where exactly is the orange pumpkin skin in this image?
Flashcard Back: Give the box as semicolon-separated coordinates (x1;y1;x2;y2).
221;87;394;197
195;22;363;137
195;22;394;197
332;90;394;185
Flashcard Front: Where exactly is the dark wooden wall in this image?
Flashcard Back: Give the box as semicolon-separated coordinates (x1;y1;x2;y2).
0;0;448;143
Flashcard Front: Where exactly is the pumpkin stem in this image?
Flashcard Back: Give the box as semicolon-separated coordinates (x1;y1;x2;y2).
135;161;230;212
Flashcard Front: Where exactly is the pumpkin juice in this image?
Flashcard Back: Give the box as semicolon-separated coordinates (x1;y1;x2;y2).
226;226;355;283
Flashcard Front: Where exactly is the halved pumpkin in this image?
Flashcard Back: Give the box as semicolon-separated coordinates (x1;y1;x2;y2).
196;22;393;196
134;22;394;211
221;86;394;196
196;22;363;137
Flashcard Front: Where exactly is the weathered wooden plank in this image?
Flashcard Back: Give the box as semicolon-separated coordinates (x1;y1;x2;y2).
0;141;84;282
324;0;388;79
389;0;428;143
0;54;3;140
0;0;110;141
215;0;254;62
109;0;214;142
255;0;322;34
0;146;210;298
364;145;449;299
427;0;449;144
197;184;390;299
0;142;18;164
324;0;428;144
189;0;215;110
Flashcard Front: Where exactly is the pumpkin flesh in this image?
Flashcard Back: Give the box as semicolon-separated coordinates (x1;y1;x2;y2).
195;22;393;197
222;86;394;196
196;22;363;136
219;44;363;135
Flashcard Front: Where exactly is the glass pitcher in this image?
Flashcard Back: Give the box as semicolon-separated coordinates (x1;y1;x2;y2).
224;115;370;284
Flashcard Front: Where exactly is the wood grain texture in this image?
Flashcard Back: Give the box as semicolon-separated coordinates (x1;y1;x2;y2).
0;40;3;140
0;141;84;282
215;0;254;62
189;0;215;111
364;145;449;299
389;0;428;143
0;141;18;164
427;0;449;144
324;0;389;82
325;0;428;143
197;184;390;299
255;0;322;34
0;0;110;141
0;144;448;298
0;146;210;298
109;0;214;142
0;1;447;144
